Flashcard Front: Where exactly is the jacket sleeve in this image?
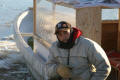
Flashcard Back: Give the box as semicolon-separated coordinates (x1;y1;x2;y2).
87;43;111;80
46;48;59;78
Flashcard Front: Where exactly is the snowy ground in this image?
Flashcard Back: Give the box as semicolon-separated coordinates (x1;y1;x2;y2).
0;39;34;80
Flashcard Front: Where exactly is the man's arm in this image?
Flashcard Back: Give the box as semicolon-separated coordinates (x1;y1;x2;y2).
87;42;111;80
46;48;59;78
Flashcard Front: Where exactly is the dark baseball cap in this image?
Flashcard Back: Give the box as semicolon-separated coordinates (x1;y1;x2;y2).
55;21;71;34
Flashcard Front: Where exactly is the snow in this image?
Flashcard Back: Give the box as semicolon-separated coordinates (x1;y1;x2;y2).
0;40;24;69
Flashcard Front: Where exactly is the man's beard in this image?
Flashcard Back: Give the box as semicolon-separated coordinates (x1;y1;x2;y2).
57;31;75;49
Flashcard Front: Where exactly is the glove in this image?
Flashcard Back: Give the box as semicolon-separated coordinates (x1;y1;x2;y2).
56;64;72;79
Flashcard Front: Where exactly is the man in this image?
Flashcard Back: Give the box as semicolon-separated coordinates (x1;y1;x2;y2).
47;21;111;80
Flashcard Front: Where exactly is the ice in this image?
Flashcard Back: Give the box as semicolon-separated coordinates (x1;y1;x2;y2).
0;39;34;80
0;40;24;69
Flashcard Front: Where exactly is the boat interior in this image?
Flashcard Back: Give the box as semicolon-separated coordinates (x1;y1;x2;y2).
102;20;120;80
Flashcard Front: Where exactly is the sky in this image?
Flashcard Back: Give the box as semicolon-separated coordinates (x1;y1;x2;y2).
0;0;33;25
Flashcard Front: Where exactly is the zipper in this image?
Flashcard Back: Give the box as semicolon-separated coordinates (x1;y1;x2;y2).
67;49;70;65
67;49;71;80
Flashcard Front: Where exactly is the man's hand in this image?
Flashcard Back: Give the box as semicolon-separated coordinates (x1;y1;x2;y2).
56;64;72;79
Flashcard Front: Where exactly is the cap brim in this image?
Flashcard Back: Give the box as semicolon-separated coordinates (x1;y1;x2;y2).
55;28;70;34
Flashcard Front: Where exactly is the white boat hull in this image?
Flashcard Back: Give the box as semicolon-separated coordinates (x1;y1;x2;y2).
13;9;48;80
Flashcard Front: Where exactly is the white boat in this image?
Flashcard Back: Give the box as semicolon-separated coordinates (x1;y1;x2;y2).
13;0;76;79
13;8;48;80
13;0;120;80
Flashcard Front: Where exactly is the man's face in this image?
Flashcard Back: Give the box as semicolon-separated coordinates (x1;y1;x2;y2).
56;29;70;43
